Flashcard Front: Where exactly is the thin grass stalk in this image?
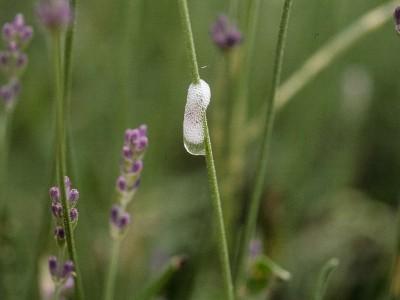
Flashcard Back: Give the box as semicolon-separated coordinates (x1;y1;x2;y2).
104;239;121;300
235;0;294;287
226;0;262;216
177;0;234;299
247;0;397;137
53;33;84;300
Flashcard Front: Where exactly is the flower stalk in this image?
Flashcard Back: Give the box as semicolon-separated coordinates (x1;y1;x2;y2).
52;31;84;300
178;0;234;299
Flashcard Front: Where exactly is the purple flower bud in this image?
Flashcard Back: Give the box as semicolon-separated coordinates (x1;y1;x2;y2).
20;26;33;43
70;208;78;222
64;176;71;191
51;202;63;218
131;160;143;173
211;15;242;51
395;7;400;34
138;124;148;137
48;256;58;277
54;226;65;240
122;145;133;159
15;52;28;69
135;136;148;151
249;239;262;258
118;212;131;230
2;23;14;41
110;205;120;224
116;176;127;192
62;260;74;278
0;51;9;66
68;188;79;204
37;0;73;32
13;14;25;29
127;129;140;144
49;186;60;202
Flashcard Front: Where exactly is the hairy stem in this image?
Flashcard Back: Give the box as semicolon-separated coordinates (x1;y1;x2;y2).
53;33;84;300
104;239;121;300
177;0;234;298
235;0;294;287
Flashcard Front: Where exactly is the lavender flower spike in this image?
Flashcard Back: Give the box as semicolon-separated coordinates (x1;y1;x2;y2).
211;15;242;51
37;0;73;32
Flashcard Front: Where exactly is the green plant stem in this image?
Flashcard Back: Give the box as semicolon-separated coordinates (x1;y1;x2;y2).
104;239;121;300
314;258;339;300
137;256;186;300
204;118;235;300
235;0;294;287
177;0;234;299
247;0;397;137
63;0;77;105
177;0;200;84
53;33;84;300
0;111;9;203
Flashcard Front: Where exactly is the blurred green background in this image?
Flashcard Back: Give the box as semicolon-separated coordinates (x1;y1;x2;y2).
0;0;400;299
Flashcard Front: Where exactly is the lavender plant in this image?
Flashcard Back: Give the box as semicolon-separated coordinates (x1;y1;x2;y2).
48;177;80;299
37;0;84;298
104;125;149;300
0;14;33;201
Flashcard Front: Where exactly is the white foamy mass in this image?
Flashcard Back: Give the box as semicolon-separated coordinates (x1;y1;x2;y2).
183;79;211;156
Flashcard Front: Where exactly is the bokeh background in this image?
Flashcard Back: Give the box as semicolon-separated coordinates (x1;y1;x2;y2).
0;0;400;299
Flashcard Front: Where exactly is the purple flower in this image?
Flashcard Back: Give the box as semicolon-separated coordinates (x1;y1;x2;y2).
54;226;65;240
211;15;242;51
2;14;33;49
37;0;73;32
70;207;78;222
0;79;21;106
394;7;400;34
110;205;131;232
51;202;63;218
49;186;60;202
48;256;58;277
62;260;74;278
68;188;79;204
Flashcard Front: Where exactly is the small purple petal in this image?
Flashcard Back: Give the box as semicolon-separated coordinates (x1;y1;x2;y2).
70;208;78;222
62;260;74;278
68;188;79;204
116;176;127;192
48;256;58;277
131;160;143;173
49;186;60;202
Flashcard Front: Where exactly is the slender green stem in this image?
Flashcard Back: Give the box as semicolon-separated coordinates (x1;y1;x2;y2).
53;284;62;300
177;0;234;298
63;0;77;106
235;0;294;287
53;33;84;300
0;111;9;203
177;0;200;84
247;0;397;137
204;118;235;300
137;256;186;300
314;258;339;300
104;239;121;300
